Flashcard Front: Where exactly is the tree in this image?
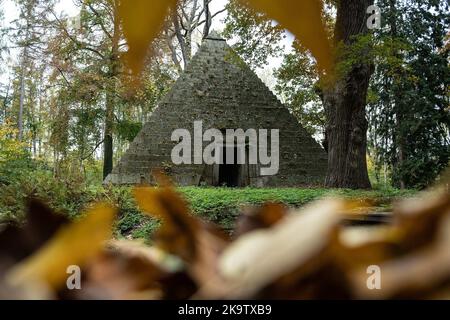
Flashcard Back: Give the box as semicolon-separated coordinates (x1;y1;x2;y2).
10;0;52;140
44;0;123;179
322;0;374;189
224;1;374;188
223;0;285;69
6;0;54;145
368;0;450;189
44;0;178;179
0;1;9;123
165;0;227;70
275;41;325;139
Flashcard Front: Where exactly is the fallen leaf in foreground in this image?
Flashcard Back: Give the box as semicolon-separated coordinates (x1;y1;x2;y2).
134;179;229;297
216;199;346;298
6;203;116;292
0;179;449;299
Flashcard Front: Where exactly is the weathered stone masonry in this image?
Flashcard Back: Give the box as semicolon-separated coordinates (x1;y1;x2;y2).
104;32;327;187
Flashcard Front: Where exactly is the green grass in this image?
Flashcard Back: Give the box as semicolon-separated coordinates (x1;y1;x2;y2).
1;181;417;241
112;186;417;238
179;187;416;230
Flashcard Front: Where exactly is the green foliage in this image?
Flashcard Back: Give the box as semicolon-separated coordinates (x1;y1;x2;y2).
223;0;285;69
131;186;415;235
116;119;142;142
0;121;32;185
1;160;416;239
181;186;415;223
368;0;450;189
275;41;325;138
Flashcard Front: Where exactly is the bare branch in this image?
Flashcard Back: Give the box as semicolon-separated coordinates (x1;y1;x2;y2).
86;2;113;39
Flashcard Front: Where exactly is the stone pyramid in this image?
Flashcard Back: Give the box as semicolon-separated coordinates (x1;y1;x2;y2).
105;32;327;187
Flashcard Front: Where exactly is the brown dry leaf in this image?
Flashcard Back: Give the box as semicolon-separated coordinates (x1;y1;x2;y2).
189;224;230;298
241;0;333;74
133;186;199;261
234;202;287;238
134;175;229;296
215;199;348;298
66;250;165;300
80;240;197;300
351;208;450;299
6;203;116;291
335;191;450;269
108;239;185;273
393;190;450;250
118;0;178;77
0;199;69;267
330;190;450;299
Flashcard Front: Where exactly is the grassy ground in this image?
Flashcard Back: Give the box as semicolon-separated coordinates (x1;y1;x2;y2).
0;178;417;241
116;186;417;240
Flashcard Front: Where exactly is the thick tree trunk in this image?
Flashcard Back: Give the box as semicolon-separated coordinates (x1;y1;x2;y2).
323;0;373;189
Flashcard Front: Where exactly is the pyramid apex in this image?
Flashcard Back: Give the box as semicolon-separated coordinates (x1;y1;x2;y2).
204;30;226;41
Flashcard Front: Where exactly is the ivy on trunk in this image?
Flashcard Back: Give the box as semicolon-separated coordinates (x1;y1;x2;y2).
323;0;374;189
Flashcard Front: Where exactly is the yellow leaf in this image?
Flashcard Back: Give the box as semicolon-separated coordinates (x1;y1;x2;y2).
7;203;116;290
118;0;178;76
133;187;175;219
241;0;333;74
133;186;199;261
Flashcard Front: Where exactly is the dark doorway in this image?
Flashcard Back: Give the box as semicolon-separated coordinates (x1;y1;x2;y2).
218;146;240;187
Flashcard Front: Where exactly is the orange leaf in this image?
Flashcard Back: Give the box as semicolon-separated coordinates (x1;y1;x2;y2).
133;186;199;261
118;0;178;76
241;0;333;74
7;203;116;290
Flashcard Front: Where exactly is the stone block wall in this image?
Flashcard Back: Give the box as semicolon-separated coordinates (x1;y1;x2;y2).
104;35;328;187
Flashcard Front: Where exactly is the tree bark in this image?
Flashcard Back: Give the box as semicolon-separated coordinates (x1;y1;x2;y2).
102;68;117;180
202;0;212;37
18;49;27;141
103;5;119;180
323;0;373;189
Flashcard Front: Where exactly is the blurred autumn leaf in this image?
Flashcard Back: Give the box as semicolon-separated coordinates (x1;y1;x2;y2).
216;199;345;298
133;174;230;297
234;202;287;237
6;203;116;291
118;0;333;79
134;186;199;261
240;0;333;74
0;175;449;299
118;0;178;76
0;199;68;266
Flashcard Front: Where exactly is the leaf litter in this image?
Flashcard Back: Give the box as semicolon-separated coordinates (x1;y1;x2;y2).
0;172;449;299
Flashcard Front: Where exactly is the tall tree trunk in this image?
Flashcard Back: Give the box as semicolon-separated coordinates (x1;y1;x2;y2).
103;7;120;180
3;78;11;121
323;0;373;189
103;79;116;179
18;47;27;141
18;1;33;141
